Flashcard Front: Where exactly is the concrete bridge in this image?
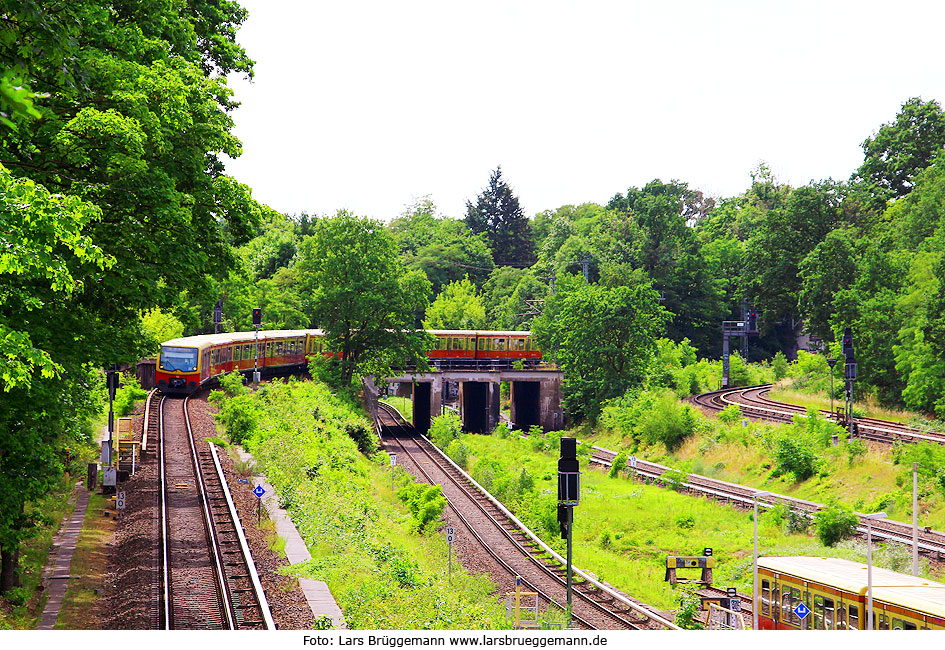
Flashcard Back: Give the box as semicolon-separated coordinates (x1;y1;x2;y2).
365;369;564;434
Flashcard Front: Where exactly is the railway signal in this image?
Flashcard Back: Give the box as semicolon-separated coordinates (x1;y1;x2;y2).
252;308;262;383
557;437;580;629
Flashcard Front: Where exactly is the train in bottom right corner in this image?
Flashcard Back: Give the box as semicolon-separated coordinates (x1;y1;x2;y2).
757;556;945;630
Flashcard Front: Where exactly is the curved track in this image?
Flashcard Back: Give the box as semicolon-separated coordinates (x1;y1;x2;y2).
377;403;678;630
689;384;945;446
156;393;274;629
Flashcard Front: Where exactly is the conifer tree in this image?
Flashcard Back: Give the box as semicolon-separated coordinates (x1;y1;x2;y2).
465;167;535;267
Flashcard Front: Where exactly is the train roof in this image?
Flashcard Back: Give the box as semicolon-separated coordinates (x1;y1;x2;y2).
161;330;321;348
426;330;532;336
759;556;945;616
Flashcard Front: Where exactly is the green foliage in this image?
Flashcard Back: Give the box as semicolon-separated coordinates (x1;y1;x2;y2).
661;468;688;491
429;413;463;449
423;277;487;330
296;212;433;386
673;585;706;630
768;504;811;534
608;452;627;478
533;282;669;422
772;351;789;380
213;394;259;446
845;439;867;467
813;503;858;547
772;435;820;481
218;371;247;397
636;391;699;451
112;375;147;417
465;166;535;268
717;403;743;426
675;514;695;529
445;439;470;469
398;482;447;533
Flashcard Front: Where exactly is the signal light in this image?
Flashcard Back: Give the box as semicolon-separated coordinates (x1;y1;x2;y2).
252;308;262;326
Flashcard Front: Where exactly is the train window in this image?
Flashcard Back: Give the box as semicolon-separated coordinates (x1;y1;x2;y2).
479;337;491;351
836;602;846;629
814;596;824;629
878;613;889;630
496;338;506;351
160;346;199;372
782;587;802;626
771;586;779;620
892;618;904;630
452;337;463;351
848;604;858;629
234;346;241;362
761;580;770;616
437;337;446;351
515;338;525;350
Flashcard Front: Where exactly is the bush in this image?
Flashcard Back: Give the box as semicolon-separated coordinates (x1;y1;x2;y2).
113;375;148;416
813;503;858;546
214;394;259;445
445;439;469;469
845;439;867;467
638;390;698;451
218;370;246;396
773;435;820;481
608;452;627;478
717;403;742;426
344;420;375;455
429;412;463;448
397;482;447;533
772;352;789;380
661;468;688;492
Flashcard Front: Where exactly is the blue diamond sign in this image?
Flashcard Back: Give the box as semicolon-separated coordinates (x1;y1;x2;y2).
793;602;810;620
253;485;265;498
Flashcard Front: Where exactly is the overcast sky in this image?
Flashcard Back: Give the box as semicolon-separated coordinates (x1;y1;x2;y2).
223;1;945;221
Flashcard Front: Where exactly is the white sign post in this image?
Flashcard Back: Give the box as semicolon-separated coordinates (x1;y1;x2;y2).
629;455;637;482
390;453;397;492
116;490;126;518
446;526;455;579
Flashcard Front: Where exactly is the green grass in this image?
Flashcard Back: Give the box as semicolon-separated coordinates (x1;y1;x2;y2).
456;432;945;611
768;385;914;424
380;396;413;424
221;377;511;629
0;477;84;629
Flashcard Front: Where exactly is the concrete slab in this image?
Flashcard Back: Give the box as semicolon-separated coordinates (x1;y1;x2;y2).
237;450;346;629
37;483;90;629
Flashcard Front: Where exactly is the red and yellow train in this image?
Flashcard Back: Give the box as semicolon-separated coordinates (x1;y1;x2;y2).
156;329;540;394
757;556;945;630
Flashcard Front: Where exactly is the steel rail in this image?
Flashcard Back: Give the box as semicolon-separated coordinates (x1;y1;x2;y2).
383;426;596;630
158;394;171;629
207;442;276;629
182;394;236;629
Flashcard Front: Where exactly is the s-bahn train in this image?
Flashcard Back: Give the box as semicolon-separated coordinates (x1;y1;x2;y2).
156;328;541;394
757;556;945;630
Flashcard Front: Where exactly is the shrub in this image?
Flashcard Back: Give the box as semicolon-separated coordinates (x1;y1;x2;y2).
218;370;246;396
398;482;447;533
344;420;375;455
773;435;820;481
429;412;463;448
608;452;627;478
717;403;742;426
813;503;858;546
113;375;148;416
845;439;867;467
673;585;705;630
638;390;698;451
661;468;688;492
214;394;259;445
772;352;789;380
445;439;469;469
492;422;510;439
675;514;695;529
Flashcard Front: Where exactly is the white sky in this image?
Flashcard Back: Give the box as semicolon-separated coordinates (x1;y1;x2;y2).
223;1;945;221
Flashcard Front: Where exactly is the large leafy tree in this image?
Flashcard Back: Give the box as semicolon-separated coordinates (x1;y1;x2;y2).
533;280;669;422
465;167;535;268
297;212;433;386
855;97;945;203
0;0;262;590
423;277;487;330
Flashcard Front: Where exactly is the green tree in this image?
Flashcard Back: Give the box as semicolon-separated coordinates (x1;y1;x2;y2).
813;503;858;547
465;167;535;268
855;97;945;202
532;281;669;422
424;277;487;330
297;212;433;386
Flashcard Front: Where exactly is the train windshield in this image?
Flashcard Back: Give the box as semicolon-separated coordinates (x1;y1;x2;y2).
160;346;198;372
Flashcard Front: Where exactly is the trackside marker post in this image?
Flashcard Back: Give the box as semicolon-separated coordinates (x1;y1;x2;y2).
253;484;265;525
390;453;397;492
446;525;455;580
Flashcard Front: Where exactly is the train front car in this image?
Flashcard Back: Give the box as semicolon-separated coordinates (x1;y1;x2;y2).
157;340;204;394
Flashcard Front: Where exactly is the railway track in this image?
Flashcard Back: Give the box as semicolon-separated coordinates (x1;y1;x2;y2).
689;384;945;446
376;403;679;630
155;392;274;629
585;444;945;564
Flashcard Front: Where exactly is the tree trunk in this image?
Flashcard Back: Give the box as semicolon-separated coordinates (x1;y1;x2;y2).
0;544;20;593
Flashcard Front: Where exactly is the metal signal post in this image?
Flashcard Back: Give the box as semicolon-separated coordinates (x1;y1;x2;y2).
557;437;580;628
